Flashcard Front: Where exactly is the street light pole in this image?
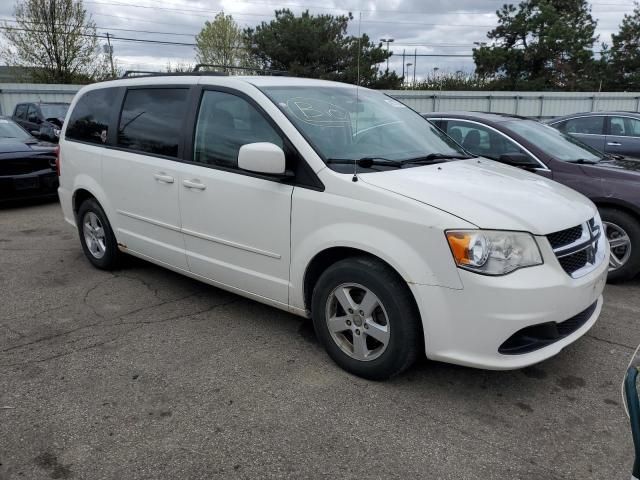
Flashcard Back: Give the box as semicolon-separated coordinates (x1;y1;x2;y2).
406;63;413;87
380;38;394;71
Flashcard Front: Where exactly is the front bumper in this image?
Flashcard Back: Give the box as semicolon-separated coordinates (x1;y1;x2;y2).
411;236;609;370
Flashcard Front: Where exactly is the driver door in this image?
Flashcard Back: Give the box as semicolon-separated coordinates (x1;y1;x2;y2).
179;89;294;305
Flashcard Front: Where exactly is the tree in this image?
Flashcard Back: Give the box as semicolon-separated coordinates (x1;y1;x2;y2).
195;13;250;70
606;2;640;91
473;0;599;90
245;9;401;88
1;0;110;83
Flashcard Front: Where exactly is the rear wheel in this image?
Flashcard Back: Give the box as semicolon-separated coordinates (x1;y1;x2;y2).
311;256;422;380
77;198;121;270
600;207;640;282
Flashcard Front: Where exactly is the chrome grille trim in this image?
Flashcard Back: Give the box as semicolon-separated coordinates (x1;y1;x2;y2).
547;218;606;278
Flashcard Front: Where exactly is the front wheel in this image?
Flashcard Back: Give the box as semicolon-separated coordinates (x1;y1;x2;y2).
311;256;422;380
601;207;640;282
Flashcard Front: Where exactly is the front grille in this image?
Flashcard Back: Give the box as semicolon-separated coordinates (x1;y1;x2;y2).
547;225;583;249
0;156;55;176
558;249;588;275
499;300;598;355
547;219;602;278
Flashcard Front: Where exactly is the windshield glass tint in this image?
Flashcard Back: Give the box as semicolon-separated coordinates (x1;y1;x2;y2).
505;119;602;162
260;86;463;162
0;119;30;141
40;104;68;119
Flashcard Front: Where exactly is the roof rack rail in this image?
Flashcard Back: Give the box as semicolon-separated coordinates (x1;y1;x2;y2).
120;69;229;79
193;64;289;76
119;65;288;79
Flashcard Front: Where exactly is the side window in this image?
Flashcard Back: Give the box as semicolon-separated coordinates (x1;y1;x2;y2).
447;120;531;161
610;116;640;137
66;88;119;144
564;116;604;135
14;104;27;120
118;88;189;158
27;105;40;123
193;90;283;169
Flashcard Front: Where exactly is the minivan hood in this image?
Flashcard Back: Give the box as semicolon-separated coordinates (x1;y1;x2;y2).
360;159;596;235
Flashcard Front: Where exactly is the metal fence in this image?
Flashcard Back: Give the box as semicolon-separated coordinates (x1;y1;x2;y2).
1;83;639;120
384;90;640;119
0;83;80;116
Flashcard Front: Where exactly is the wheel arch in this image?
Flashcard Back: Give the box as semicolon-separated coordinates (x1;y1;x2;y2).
593;199;640;223
72;188;96;218
302;246;420;317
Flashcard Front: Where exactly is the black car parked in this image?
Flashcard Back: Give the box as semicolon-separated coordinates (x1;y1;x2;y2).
12;102;69;143
546;112;640;158
0;117;58;201
423;111;640;282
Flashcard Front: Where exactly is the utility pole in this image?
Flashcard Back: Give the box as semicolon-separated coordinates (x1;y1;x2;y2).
105;32;115;78
413;48;417;84
402;49;406;86
380;38;394;71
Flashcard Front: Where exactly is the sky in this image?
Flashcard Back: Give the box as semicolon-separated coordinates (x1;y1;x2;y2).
0;0;637;80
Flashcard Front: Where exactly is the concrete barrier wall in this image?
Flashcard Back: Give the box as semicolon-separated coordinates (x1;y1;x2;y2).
384;90;640;119
0;83;81;116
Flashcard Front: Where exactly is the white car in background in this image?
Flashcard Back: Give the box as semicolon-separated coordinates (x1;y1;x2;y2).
57;74;608;379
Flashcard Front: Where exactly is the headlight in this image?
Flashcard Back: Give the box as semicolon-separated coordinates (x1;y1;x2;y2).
446;230;543;275
53;128;61;137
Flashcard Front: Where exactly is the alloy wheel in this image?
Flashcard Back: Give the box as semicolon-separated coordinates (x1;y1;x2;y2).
603;221;632;271
325;283;390;362
83;212;107;259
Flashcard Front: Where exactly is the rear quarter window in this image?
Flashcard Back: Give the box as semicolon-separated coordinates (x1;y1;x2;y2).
66;88;119;144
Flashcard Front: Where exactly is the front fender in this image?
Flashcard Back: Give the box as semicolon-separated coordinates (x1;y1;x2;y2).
289;185;468;311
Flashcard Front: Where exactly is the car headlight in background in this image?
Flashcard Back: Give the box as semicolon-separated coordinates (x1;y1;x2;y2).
446;230;543;275
53;129;61;137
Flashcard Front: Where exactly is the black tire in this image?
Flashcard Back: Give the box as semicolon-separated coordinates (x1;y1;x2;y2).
311;256;422;380
77;198;121;270
601;207;640;282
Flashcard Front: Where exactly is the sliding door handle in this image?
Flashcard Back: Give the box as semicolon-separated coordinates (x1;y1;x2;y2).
183;179;206;190
153;173;174;183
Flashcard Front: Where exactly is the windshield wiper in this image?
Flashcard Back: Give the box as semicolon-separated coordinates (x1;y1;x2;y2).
326;153;474;169
326;157;403;168
565;158;600;164
404;153;476;164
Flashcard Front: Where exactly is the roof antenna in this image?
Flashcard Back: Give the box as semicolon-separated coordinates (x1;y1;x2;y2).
352;11;362;183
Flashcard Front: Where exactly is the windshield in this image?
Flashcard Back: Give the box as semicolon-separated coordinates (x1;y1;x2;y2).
0;118;31;141
505;119;602;163
40;104;68;120
260;86;464;168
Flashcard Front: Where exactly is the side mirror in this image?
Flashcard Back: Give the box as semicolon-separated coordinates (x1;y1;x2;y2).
238;142;286;175
498;152;538;169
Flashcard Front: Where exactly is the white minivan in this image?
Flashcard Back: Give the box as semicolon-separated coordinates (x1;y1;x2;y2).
57;74;609;379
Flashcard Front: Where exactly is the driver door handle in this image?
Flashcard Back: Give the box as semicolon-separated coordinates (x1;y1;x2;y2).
607;142;622;146
153;173;174;183
183;179;206;190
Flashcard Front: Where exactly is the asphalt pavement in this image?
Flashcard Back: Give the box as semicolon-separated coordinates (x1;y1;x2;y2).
0;200;637;479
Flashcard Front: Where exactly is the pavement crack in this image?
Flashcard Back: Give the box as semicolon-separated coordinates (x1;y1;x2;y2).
0;291;199;354
0;299;236;368
585;334;635;350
